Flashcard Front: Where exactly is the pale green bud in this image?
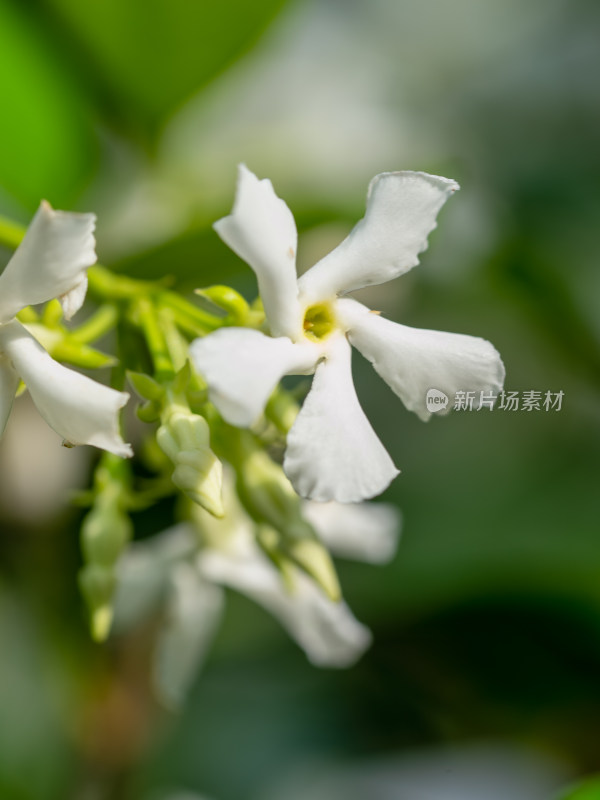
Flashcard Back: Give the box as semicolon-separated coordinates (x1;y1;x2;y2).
285;538;340;602
256;524;340;602
236;448;314;540
234;442;340;601
79;454;133;642
265;388;299;434
81;500;133;567
157;407;224;518
79;564;116;642
136;399;162;423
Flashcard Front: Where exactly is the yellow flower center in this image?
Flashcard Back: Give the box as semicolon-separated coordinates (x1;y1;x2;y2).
302;302;336;342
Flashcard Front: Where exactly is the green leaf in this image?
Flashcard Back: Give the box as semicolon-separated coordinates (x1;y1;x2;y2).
558;776;600;800
112;225;250;288
37;0;289;138
0;0;96;207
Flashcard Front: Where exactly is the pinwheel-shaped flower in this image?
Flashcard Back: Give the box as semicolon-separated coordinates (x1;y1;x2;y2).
192;167;504;502
0;202;131;457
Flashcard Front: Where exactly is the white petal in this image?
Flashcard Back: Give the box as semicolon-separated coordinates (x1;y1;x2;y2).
0;320;132;457
298;171;458;304
283;334;398;502
214;165;302;338
302;500;401;564
154;561;224;709
199;545;371;668
0;201;96;323
59;273;88;321
190;327;317;427
114;524;197;632
0;355;19;437
338;298;505;421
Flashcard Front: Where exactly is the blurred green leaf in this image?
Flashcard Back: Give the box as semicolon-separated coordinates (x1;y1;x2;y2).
559;776;600;800
110;206;346;290
0;0;96;208
36;0;289;138
488;236;600;391
111;226;249;291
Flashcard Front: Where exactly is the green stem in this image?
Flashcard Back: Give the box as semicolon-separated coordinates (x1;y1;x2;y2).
158;291;222;334
87;266;163;301
71;305;119;344
157;307;190;373
135;297;175;380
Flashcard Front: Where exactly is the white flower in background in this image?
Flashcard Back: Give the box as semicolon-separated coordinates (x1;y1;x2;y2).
0;202;131;457
301;500;399;564
114;479;400;708
191;166;504;502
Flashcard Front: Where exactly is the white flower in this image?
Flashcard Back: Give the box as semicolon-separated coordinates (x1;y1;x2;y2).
114;481;400;706
0;201;132;457
191;166;504;502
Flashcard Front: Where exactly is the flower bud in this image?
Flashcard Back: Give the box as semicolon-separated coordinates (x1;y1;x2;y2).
81;496;133;567
235;442;340;600
157;407;223;518
79;564;117;642
79;454;133;641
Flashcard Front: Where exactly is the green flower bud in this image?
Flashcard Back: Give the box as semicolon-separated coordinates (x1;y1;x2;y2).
285;538;340;602
78;564;116;642
265;388;300;434
81;499;133;567
256;524;340;602
136;399;162;423
236;446;308;536
79;454;133;642
157;407;223;518
232;435;340;600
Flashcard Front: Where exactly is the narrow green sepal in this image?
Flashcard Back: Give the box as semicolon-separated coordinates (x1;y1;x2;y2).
172;361;192;396
127;370;166;401
136;399;163;423
186;388;208;414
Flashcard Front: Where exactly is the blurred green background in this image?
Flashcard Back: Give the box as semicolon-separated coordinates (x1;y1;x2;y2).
0;0;599;798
